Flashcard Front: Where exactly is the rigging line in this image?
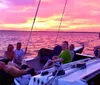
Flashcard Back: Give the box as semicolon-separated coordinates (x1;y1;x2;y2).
54;0;68;45
25;0;41;53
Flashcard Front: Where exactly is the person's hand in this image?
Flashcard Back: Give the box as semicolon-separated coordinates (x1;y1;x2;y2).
52;56;58;60
48;59;52;64
8;62;14;66
23;68;30;73
22;59;27;65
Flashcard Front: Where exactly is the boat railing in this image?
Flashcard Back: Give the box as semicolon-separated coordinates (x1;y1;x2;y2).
76;53;95;58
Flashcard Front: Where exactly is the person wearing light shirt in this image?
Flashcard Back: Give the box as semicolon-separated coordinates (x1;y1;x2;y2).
13;42;25;66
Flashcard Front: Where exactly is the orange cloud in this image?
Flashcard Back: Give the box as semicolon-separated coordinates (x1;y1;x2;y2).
1;14;100;32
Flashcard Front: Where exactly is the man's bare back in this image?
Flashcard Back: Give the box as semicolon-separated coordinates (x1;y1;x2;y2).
0;61;30;77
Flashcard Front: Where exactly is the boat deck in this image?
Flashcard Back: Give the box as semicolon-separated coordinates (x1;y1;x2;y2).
28;59;100;85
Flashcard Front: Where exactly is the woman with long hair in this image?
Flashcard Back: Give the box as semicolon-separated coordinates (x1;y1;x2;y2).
4;44;15;61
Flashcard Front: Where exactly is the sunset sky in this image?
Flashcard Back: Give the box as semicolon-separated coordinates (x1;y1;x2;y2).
0;0;100;32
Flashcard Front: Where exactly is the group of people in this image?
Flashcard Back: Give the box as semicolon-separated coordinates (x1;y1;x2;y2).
0;42;36;85
43;41;100;70
0;42;36;75
0;41;75;77
4;42;25;66
43;41;75;69
0;40;100;84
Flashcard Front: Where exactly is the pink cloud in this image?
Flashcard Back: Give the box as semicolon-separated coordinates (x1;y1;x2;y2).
0;0;100;32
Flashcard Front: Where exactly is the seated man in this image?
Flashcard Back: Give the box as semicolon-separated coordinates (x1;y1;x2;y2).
58;41;72;64
49;41;72;64
0;61;36;77
43;41;72;69
13;42;25;66
69;44;75;61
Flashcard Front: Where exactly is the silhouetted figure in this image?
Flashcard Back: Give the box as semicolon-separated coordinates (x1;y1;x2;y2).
38;45;62;65
94;46;100;58
53;45;62;56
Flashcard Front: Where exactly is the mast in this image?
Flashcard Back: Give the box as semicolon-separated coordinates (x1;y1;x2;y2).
25;0;41;53
54;0;68;44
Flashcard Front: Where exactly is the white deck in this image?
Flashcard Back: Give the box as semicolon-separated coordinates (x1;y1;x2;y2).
29;59;100;85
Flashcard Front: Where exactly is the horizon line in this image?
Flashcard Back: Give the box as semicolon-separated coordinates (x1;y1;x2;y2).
0;30;99;33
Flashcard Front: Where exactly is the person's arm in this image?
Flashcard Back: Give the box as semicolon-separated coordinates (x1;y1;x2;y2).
52;58;63;63
21;49;25;59
43;58;63;70
8;62;21;69
4;66;29;77
3;51;7;59
25;47;27;54
43;60;54;69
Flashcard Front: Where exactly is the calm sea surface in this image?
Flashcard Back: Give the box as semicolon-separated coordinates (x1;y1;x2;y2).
0;30;100;58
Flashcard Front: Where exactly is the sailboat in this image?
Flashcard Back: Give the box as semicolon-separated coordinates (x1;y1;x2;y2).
14;0;100;85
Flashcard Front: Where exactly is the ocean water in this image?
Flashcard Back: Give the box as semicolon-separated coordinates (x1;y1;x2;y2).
0;30;100;58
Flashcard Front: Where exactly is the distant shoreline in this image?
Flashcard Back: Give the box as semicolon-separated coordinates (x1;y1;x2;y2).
0;30;99;33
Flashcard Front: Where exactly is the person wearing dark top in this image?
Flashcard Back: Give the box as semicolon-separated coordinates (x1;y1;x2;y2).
94;46;100;58
53;45;62;56
43;45;62;69
97;47;100;58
